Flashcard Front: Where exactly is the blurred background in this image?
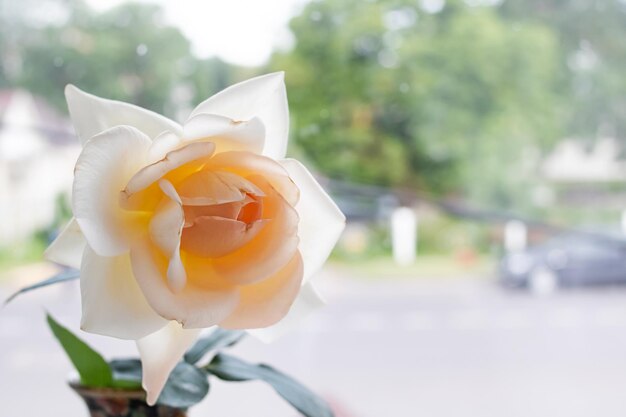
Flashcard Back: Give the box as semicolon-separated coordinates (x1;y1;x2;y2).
3;0;626;416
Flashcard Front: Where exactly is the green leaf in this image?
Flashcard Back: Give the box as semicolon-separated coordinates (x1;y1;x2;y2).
184;328;246;364
205;354;334;417
157;362;210;408
109;358;143;389
4;269;79;305
46;313;113;388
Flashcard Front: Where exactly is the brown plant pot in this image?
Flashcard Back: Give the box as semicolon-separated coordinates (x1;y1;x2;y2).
69;383;188;417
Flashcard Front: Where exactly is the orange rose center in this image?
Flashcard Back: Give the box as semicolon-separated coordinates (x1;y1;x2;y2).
176;169;268;258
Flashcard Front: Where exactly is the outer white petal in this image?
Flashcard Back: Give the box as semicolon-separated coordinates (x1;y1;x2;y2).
65;84;182;146
280;159;346;281
137;321;201;405
80;246;167;340
44;218;86;269
148;131;183;164
183;113;265;154
189;72;289;159
73;126;151;256
248;283;325;343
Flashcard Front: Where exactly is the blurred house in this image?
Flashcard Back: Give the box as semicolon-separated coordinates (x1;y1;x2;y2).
0;90;79;246
541;137;626;210
542;138;626;183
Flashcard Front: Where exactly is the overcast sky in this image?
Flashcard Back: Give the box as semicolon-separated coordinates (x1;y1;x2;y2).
85;0;307;66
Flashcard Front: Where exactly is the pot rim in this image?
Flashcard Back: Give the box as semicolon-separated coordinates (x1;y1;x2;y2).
68;381;147;400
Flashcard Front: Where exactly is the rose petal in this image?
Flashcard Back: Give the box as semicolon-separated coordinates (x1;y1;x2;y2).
208;181;299;285
280;159;346;281
73;126;152;256
189;72;289;159
176;170;264;206
148;131;183;163
123;141;216;199
248;282;326;343
120;141;216;212
206;151;299;207
44;218;85;269
183;113;265;154
183;199;246;221
80;246;168;340
137;321;201;405
182;216;268;258
149;180;187;293
130;236;240;328
220;252;304;329
65;84;182;146
149;188;183;255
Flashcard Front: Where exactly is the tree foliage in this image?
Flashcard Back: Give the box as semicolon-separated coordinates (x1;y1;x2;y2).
3;0;625;210
499;0;626;140
272;0;565;208
1;0;240;119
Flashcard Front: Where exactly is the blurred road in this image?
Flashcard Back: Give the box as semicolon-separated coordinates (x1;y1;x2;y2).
2;264;626;417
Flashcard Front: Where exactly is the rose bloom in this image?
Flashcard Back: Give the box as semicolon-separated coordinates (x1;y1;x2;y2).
45;73;345;403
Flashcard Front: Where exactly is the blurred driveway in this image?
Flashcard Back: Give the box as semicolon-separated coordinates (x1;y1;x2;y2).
2;264;626;417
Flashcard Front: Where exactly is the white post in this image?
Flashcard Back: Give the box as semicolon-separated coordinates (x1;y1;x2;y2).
621;210;626;235
504;220;527;253
391;207;417;265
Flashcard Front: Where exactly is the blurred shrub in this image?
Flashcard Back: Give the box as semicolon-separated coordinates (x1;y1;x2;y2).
0;231;49;271
334;213;492;262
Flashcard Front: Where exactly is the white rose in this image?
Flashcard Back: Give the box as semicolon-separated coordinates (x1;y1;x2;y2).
45;73;345;404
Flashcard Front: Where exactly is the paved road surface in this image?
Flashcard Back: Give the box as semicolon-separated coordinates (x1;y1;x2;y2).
2;264;626;417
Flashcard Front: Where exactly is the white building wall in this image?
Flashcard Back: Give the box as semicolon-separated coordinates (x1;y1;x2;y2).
0;91;80;246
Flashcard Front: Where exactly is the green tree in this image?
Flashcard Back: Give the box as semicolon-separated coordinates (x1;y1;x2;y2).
499;0;626;140
3;0;242;119
273;0;565;208
15;2;191;115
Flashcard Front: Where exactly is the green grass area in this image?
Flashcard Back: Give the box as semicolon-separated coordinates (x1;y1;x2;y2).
0;235;47;274
330;253;496;279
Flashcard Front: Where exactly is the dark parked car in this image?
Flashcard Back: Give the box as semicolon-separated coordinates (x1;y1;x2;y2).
499;233;626;294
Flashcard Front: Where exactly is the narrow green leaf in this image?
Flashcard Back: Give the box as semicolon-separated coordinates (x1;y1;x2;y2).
46;314;113;388
184;328;246;364
158;362;210;408
4;269;79;305
205;353;334;417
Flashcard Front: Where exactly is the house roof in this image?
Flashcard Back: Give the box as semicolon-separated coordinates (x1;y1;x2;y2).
542;137;626;182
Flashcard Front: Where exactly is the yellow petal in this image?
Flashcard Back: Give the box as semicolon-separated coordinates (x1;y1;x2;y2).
129;236;239;328
220;252;304;329
148;180;187;293
182;217;268;258
176;170;263;206
120;141;216;211
205;151;299;206
206;180;299;285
